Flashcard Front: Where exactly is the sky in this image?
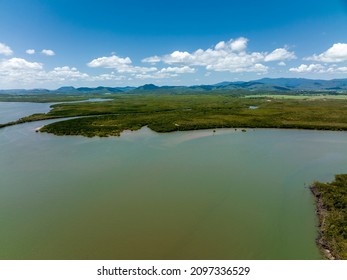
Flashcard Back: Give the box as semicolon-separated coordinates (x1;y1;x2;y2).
0;0;347;89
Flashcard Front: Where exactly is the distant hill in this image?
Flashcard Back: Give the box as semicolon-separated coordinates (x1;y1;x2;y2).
0;86;136;95
134;84;159;91
211;78;347;91
253;78;347;91
1;78;347;95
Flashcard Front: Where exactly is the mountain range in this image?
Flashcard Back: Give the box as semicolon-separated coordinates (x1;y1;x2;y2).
1;78;347;95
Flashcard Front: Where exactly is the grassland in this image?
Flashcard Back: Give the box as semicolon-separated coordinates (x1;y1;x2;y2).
310;175;347;260
2;93;347;136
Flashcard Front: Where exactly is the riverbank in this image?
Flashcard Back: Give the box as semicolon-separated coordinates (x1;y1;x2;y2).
310;175;347;260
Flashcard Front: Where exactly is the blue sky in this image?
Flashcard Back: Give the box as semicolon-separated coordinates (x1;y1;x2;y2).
0;0;347;89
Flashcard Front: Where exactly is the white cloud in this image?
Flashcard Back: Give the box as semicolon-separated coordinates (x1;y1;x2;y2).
1;59;105;85
213;38;248;52
142;37;295;74
161;40;267;73
264;48;296;62
88;55;132;68
158;66;196;74
0;58;44;85
48;66;89;81
26;49;36;55
278;61;286;66
41;49;55;56
0;57;42;70
141;55;161;64
0;56;130;88
0;43;13;56
289;64;325;73
215;41;226;50
88;54;157;74
128;66;196;80
336;67;347;72
305;43;347;63
92;73;126;81
230;37;248;52
134;73;177;79
326;66;347;74
163;50;192;64
288;64;347;74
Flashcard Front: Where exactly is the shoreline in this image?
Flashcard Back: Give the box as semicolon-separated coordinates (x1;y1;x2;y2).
310;175;347;260
3;115;347;137
309;185;335;260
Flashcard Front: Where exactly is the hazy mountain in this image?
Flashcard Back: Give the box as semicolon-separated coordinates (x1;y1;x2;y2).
1;78;347;95
254;78;347;91
134;84;159;91
0;86;136;95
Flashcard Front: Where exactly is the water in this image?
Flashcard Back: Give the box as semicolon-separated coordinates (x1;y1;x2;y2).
0;102;53;123
1;103;347;260
0;99;112;124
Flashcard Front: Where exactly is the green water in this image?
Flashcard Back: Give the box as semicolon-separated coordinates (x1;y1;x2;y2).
1;105;347;259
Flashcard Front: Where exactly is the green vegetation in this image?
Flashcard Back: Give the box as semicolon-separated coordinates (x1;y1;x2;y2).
245;94;347;100
310;175;347;260
0;94;113;103
2;93;347;136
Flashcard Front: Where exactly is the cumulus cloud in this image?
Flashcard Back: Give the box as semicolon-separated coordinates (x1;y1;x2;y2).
214;41;226;50
0;57;42;70
26;49;36;55
41;49;55;56
142;37;295;74
158;66;196;74
88;55;132;68
92;73;126;81
264;48;296;62
324;66;347;74
0;43;13;56
305;43;347;63
124;66;195;80
333;66;347;73
289;63;347;74
0;58;44;85
162;50;192;64
289;64;325;73
88;54;157;74
278;61;286;66
48;66;89;81
230;37;248;52
134;73;176;79
0;55;131;88
141;55;161;64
